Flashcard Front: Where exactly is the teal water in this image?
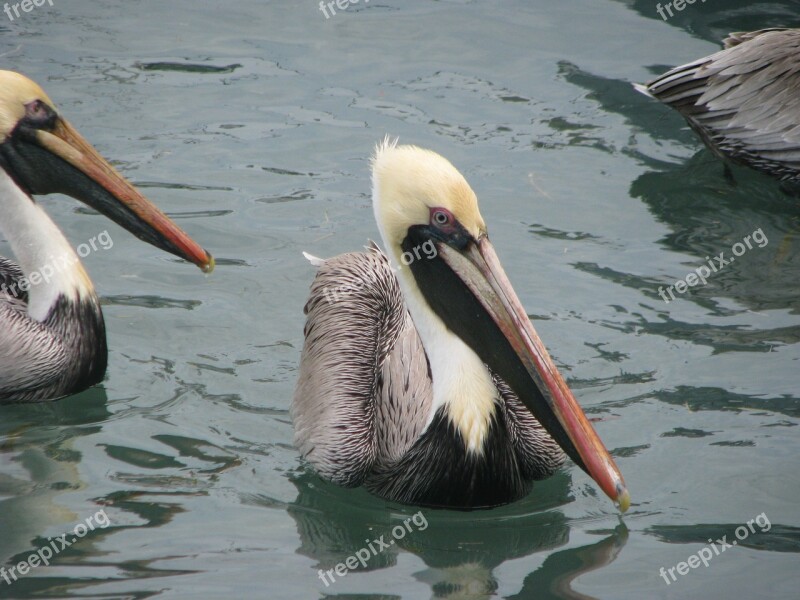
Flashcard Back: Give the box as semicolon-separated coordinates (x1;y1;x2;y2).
1;1;798;598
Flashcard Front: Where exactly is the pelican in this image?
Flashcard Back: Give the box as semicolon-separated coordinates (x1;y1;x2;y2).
635;28;800;183
0;70;213;403
293;141;629;511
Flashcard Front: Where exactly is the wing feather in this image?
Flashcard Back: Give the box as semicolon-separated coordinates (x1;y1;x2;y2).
641;29;800;182
293;247;432;486
0;258;68;398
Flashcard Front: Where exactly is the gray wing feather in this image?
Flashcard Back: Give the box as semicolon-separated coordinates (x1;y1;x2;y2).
723;28;790;49
0;257;27;302
642;29;800;181
0;258;67;396
372;313;432;465
494;375;566;479
292;247;432;486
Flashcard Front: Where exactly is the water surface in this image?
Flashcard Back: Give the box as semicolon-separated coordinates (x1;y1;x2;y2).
1;1;798;598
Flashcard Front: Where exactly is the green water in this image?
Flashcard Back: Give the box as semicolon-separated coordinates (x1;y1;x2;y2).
1;1;798;598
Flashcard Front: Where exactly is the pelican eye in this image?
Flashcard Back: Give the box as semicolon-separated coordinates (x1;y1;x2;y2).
25;100;46;118
431;208;454;227
22;99;57;130
425;206;469;247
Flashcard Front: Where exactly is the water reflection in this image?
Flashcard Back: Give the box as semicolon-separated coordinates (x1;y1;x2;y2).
558;45;800;317
0;389;109;583
615;0;799;42
629;159;800;314
0;382;246;598
651;386;800;420
648;522;800;554
287;472;628;599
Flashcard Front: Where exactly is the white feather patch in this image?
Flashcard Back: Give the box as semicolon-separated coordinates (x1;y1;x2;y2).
302;251;326;267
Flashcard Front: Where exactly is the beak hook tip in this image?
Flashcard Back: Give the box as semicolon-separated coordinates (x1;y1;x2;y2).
616;485;631;513
201;252;215;274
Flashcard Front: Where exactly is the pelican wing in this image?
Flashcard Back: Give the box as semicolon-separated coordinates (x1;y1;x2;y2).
0;258;65;399
0;257;27;302
722;28;790;49
643;29;800;181
292;246;432;487
0;297;68;401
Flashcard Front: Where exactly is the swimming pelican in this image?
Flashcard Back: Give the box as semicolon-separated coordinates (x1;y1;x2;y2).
293;141;629;510
0;70;213;403
636;28;800;183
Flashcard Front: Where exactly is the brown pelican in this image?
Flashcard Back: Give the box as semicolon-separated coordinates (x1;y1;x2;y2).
635;28;800;183
293;141;629;511
0;70;213;403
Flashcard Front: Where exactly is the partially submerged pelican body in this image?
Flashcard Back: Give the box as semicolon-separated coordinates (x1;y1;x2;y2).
293;141;629;510
0;70;213;403
636;28;800;183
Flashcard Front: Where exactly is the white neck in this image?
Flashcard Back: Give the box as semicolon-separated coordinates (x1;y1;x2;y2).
0;170;93;321
397;268;498;454
373;207;498;453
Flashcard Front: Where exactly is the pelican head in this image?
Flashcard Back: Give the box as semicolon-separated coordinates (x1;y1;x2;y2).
372;140;629;511
0;70;213;272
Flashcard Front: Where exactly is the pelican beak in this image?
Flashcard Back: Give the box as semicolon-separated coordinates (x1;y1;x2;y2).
6;116;213;272
412;234;629;512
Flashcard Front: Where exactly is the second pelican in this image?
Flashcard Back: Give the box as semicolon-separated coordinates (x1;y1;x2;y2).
293;141;629;510
636;28;800;183
0;71;213;403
